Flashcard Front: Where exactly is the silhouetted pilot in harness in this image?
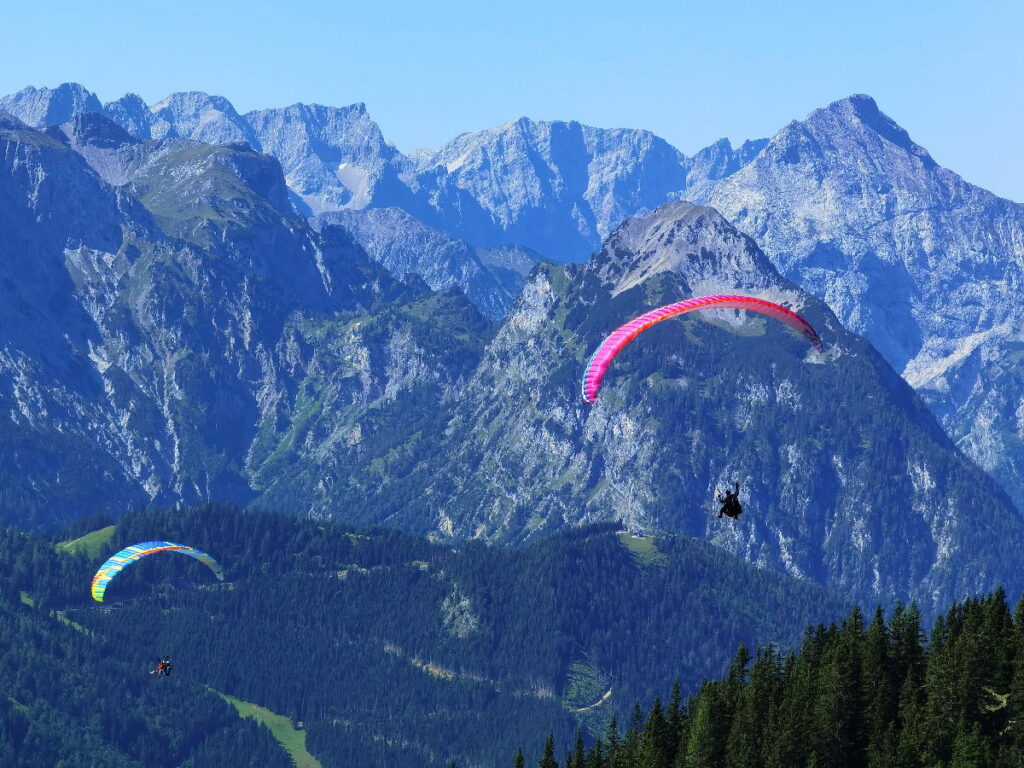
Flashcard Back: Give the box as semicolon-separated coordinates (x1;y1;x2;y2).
152;656;172;677
717;482;743;520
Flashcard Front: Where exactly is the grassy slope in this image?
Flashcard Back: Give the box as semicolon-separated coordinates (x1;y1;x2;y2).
216;691;322;768
55;525;116;558
617;532;668;566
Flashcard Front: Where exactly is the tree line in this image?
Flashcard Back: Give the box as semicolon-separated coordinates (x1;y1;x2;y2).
523;590;1024;767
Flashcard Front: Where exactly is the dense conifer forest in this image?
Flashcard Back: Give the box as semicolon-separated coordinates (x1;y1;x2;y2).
3;503;1024;765
0;525;292;767
525;591;1024;768
1;503;852;766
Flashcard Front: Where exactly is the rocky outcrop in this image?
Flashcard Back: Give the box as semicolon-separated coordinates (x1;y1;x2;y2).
0;114;479;527
313;207;535;319
702;94;1024;510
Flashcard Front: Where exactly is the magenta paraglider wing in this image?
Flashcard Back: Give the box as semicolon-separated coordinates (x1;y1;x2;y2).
581;295;823;404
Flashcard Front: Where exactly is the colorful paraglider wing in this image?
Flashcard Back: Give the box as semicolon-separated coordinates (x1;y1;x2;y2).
581;295;823;404
91;541;225;602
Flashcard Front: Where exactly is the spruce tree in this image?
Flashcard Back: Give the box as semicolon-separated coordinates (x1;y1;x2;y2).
681;694;716;768
621;703;643;767
765;652;809;768
571;729;585;768
664;681;683;766
1008;596;1024;751
605;715;621;768
638;697;669;768
948;720;986;768
862;605;896;768
540;734;558;768
890;601;926;692
725;647;779;768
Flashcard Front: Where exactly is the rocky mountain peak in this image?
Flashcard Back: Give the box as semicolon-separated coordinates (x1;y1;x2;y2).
244;101;399;212
149;91;257;147
426;117;689;259
0;82;102;127
827;94;935;166
102;92;153;139
246;101;396;163
705;95;1024;513
759;94;936;175
594;202;782;297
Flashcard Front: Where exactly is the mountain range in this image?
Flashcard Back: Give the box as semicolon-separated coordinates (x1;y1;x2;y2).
1;83;1023;615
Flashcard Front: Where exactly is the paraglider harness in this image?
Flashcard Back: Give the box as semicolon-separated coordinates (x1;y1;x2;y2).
152;657;172;677
717;482;743;520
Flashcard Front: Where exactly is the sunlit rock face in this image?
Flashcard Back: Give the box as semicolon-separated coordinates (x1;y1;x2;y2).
0;112;477;529
702;95;1024;510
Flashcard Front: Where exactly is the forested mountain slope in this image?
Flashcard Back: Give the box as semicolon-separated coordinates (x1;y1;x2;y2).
5;504;849;768
0;525;292;768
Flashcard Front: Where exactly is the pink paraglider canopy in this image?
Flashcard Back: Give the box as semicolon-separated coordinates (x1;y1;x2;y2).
581;295;823;404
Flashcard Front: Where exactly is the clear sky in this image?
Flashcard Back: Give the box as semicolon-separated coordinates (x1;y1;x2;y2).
2;0;1021;199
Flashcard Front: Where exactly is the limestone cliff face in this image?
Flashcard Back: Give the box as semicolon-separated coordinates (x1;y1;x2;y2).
0;113;483;527
701;95;1024;510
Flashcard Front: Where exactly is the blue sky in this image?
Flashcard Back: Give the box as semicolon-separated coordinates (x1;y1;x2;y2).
2;0;1021;199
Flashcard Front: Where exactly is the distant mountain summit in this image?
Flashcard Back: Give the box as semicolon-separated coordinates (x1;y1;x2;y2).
0;83;767;262
415;118;690;259
148;91;258;146
246;102;406;213
0;82;102;127
702;94;1024;510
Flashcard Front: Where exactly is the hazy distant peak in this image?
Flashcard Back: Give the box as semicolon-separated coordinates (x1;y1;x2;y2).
101;93;153;139
59;111;139;150
148;90;257;147
0;82;103;127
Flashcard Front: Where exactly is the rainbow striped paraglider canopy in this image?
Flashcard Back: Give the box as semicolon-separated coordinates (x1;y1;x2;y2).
91;541;224;602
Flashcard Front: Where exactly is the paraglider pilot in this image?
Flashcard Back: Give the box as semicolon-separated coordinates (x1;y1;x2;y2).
152;656;172;677
717;482;743;520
